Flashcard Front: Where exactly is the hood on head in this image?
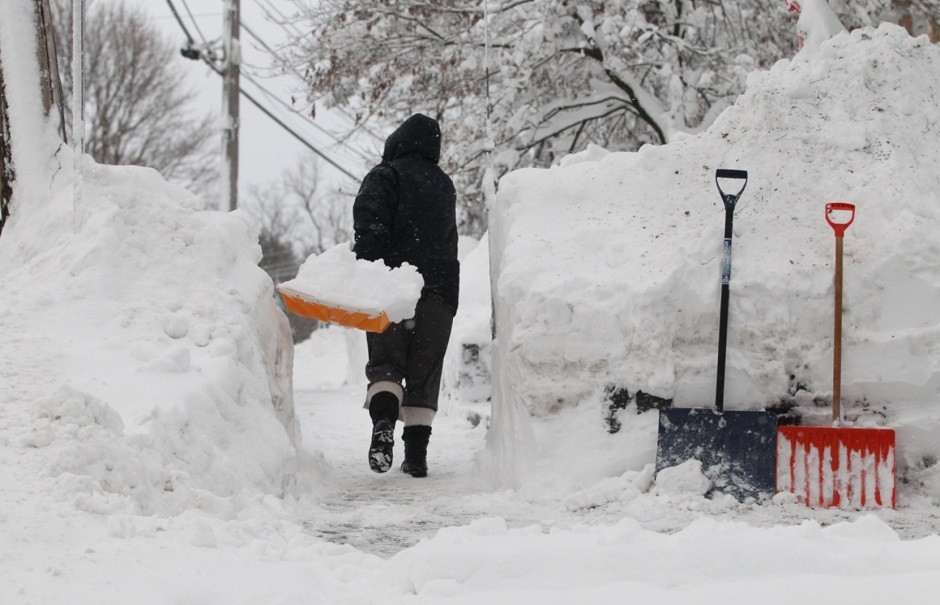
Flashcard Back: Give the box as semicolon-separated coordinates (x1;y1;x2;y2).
382;114;441;164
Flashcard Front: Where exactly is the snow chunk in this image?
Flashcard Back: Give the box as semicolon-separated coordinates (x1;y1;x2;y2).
653;459;711;497
279;243;424;323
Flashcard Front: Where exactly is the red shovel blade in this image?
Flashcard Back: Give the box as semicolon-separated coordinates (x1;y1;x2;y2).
777;426;896;509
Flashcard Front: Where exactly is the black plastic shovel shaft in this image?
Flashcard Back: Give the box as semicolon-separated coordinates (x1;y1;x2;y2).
714;170;748;413
716;213;733;413
716;282;731;412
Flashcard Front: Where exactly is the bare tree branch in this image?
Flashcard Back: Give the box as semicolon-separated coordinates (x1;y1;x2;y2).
51;0;217;196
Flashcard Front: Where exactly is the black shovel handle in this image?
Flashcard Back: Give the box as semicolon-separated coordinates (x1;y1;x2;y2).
715;170;748;220
714;169;748;412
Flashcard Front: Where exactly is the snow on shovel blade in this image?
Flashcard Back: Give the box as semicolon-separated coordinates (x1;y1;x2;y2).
656;408;778;502
776;426;896;508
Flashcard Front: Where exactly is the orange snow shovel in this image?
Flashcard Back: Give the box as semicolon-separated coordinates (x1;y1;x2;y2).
776;203;896;508
278;285;391;333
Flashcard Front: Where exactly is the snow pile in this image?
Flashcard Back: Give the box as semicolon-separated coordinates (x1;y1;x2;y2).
376;515;940;603
487;24;940;498
279;242;424;323
0;160;298;516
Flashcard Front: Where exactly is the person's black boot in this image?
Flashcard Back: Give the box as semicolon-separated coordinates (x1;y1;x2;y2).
401;425;432;478
368;392;399;473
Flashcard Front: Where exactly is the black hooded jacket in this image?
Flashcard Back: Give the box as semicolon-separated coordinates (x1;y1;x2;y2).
353;114;459;313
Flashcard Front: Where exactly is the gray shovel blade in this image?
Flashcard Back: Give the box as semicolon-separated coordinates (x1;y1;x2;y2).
656;407;778;502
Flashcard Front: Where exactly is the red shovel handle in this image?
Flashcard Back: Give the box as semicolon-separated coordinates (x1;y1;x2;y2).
826;202;855;237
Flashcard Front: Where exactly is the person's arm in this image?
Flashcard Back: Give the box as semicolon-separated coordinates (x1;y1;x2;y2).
352;164;398;262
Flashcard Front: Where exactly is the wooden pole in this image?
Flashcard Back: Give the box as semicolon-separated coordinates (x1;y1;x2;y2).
833;235;843;422
37;0;67;141
71;0;84;230
221;0;240;212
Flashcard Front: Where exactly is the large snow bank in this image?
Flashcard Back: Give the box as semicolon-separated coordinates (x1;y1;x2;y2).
0;160;299;516
487;24;940;498
0;0;298;518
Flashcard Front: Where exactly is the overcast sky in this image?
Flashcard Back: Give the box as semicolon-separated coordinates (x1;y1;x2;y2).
102;0;378;205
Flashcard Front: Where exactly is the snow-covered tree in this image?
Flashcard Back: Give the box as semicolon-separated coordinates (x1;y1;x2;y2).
285;1;803;232
286;1;915;233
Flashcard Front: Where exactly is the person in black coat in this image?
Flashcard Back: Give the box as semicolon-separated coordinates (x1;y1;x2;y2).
353;113;459;478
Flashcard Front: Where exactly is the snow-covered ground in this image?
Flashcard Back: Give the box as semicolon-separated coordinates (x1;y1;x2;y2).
2;1;940;601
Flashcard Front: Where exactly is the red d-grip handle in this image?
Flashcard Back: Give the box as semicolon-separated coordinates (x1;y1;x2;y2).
826;202;855;237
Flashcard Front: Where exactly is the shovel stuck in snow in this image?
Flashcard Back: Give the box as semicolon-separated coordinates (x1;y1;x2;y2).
656;169;778;503
775;203;896;508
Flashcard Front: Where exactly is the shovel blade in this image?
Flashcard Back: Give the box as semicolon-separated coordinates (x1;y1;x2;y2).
776;426;896;509
656;408;778;502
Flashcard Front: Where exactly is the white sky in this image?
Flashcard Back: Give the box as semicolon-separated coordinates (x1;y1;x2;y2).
101;0;379;205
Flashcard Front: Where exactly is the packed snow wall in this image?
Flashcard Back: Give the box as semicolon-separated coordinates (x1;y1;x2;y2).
0;1;298;516
487;25;940;498
0;164;301;515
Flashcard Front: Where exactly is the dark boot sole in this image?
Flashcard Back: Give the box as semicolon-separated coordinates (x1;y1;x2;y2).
369;419;395;473
401;461;427;478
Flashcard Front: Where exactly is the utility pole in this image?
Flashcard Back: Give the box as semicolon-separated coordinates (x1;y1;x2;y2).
37;0;66;140
71;0;84;229
221;0;240;212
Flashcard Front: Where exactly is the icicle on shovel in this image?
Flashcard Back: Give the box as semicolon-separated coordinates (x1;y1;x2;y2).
776;203;897;508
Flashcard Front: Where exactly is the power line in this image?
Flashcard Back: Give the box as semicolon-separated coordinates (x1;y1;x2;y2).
149;13;220;21
237;16;379;157
164;5;362;182
164;0;195;46
242;3;385;144
240;69;374;164
236;73;361;181
253;0;305;37
242;20;276;54
180;0;209;45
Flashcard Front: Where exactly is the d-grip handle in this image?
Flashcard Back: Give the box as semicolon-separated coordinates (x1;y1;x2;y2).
826;202;855;237
715;169;748;211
